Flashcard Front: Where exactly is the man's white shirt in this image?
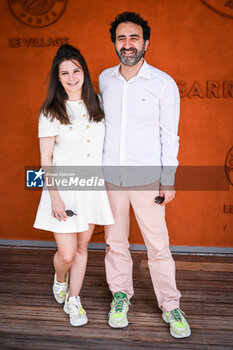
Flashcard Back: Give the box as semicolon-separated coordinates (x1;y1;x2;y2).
99;60;180;186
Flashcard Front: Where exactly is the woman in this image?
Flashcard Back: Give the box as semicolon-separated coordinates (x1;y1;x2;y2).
34;44;114;326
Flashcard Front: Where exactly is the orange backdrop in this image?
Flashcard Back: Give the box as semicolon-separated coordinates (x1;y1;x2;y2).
0;0;232;247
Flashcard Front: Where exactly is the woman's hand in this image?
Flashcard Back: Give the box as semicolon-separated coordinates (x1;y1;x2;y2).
51;195;67;221
39;137;67;222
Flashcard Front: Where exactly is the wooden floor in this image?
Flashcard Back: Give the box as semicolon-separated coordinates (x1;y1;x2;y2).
0;247;233;350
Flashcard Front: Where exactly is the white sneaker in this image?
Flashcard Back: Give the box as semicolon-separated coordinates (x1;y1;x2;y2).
52;272;69;304
63;293;88;326
108;292;130;328
162;308;191;338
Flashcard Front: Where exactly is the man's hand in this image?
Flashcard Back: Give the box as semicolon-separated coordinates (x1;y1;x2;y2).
159;185;176;206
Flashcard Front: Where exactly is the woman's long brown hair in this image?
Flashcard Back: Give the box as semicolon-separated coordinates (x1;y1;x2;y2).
40;44;104;124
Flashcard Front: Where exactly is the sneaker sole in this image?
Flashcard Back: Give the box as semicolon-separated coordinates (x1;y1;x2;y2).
162;313;191;338
70;316;88;327
63;303;69;314
108;319;128;328
63;304;88;327
53;295;66;304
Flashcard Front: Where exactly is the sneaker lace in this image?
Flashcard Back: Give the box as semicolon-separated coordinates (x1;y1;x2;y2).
170;308;185;322
113;297;129;313
54;283;66;297
70;297;86;316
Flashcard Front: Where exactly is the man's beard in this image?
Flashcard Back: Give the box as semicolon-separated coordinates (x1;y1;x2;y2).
115;42;146;66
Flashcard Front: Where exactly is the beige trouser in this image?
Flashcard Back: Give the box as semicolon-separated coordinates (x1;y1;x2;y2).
105;182;181;312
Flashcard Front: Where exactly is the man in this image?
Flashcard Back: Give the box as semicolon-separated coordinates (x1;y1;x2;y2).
99;11;191;338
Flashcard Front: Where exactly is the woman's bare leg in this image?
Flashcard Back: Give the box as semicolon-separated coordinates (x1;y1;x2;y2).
69;224;95;296
53;232;77;282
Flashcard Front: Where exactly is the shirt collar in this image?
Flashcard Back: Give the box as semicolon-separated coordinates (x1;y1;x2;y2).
111;65;121;78
137;60;152;80
111;60;152;80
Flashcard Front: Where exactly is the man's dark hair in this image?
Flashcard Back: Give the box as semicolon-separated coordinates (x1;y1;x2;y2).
110;11;151;43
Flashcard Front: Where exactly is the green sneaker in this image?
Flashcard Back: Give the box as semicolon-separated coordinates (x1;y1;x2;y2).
162;308;191;338
108;292;130;328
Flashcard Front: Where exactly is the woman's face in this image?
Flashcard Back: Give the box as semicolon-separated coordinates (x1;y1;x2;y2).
58;59;84;99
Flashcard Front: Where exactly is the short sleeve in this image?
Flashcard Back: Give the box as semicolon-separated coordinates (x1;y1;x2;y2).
38;113;59;138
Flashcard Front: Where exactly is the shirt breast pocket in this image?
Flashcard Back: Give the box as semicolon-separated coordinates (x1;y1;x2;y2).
141;97;160;105
137;97;160;122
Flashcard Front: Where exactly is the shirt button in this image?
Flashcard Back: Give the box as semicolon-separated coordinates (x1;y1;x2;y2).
78;101;82;105
82;114;87;118
69;127;73;130
87;139;91;143
86;153;91;157
86;125;90;129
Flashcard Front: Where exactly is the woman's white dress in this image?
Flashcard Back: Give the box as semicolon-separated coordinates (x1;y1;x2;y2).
34;100;114;233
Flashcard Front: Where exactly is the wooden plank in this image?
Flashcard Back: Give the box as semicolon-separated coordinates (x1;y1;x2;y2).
0;248;233;350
